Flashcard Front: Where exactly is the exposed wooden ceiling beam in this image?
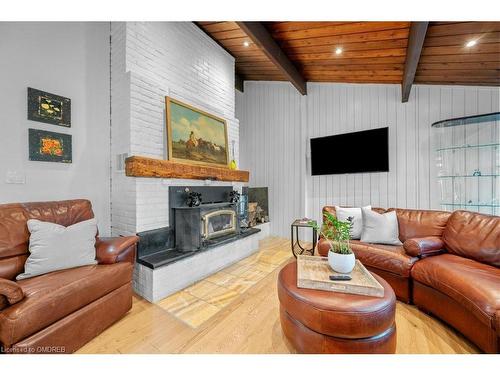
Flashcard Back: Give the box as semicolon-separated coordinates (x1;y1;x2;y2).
236;22;307;95
401;22;429;102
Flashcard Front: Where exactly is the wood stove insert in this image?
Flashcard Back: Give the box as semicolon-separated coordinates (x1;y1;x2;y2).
136;186;260;269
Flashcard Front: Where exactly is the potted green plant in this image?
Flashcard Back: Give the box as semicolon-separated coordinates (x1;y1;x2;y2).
310;212;355;274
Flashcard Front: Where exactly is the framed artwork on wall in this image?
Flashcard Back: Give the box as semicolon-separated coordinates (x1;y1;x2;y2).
166;96;229;167
28;128;72;163
27;87;71;127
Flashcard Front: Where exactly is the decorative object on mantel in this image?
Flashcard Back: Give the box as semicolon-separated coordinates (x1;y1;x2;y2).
27;87;71;127
185;188;202;207
125;156;249;182
166;96;229;167
229;190;240;204
229;140;237;170
28;128;72;163
297;255;384;298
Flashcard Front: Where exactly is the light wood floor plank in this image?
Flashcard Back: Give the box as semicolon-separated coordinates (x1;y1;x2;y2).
78;236;479;354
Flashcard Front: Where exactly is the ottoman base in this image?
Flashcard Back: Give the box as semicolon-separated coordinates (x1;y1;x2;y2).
280;307;397;354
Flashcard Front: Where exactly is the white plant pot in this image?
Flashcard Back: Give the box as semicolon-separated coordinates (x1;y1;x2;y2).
328;251;355;274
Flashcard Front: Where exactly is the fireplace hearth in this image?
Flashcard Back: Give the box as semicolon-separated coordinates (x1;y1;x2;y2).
136;186;261;269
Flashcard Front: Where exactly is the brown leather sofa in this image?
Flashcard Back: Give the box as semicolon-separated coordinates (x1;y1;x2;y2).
318;206;452;303
0;199;138;354
317;206;499;353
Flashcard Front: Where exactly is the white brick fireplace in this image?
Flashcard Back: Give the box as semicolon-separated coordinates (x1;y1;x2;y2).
110;22;241;236
109;22;265;301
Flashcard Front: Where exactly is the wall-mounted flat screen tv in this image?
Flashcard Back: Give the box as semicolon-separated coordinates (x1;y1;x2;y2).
310;127;389;175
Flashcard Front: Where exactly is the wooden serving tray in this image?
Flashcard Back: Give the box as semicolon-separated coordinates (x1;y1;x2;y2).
297;255;385;297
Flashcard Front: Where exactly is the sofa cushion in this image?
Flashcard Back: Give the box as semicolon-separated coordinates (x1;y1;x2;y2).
322;206;386;222
334;205;371;239
388;208;451;242
360;209;402;245
0;200;94;280
442;211;500;267
350;240;418;277
0;262;132;347
17;218;98;280
411;253;500;327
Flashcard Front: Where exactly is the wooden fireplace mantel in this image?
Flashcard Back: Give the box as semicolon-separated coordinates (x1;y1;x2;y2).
125;156;250;182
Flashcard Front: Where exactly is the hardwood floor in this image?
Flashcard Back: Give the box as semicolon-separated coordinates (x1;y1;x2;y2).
78;237;479;354
155;238;291;329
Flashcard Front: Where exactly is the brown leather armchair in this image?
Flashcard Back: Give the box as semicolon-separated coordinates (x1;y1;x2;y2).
0;199;138;354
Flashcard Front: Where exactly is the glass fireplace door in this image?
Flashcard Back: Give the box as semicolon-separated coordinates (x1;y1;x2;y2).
202;209;237;239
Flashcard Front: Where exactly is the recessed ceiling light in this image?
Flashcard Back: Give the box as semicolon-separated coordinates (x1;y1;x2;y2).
243;41;250;47
335;47;343;55
465;40;477;48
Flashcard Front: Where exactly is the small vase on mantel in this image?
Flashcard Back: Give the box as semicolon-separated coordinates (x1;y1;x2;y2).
328;250;355;274
229;140;237;170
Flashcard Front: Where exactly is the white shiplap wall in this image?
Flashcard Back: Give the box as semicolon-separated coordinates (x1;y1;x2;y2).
236;82;500;237
237;83;306;238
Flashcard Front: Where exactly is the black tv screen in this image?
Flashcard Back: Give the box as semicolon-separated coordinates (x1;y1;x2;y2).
310;127;389;175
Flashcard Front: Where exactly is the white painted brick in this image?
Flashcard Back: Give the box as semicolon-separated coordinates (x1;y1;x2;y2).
134;227;271;302
111;21;240;236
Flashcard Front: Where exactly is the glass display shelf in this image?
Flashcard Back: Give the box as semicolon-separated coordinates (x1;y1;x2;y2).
432;112;500;128
433;112;499;214
440;203;500;208
437;175;499;178
436;143;499;152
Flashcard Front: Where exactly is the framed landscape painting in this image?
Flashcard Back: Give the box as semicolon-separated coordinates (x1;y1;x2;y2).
29;129;72;163
166;97;229;167
27;87;71;127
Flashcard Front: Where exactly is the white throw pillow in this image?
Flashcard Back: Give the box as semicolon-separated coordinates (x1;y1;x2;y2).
335;205;371;239
17;218;98;280
360;208;402;245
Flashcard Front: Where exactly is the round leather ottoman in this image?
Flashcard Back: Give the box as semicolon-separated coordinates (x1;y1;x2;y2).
278;261;397;354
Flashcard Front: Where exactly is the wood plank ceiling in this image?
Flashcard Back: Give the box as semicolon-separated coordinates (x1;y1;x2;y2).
267;21;411;84
197;21;500;89
415;22;500;86
197;21;288;81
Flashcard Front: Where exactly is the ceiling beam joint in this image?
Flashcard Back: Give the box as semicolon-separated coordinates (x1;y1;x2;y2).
236;22;307;95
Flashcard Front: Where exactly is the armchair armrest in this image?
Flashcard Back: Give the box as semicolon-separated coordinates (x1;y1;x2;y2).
0;278;24;310
403;236;445;257
95;236;139;265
